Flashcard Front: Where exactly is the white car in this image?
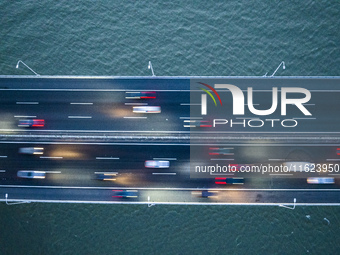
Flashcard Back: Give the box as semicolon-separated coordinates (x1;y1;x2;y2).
133;106;161;113
307;177;334;184
17;170;46;179
18;147;44;155
145;160;170;168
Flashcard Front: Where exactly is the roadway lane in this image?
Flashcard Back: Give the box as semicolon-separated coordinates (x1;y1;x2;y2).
0;142;339;190
0;77;340;133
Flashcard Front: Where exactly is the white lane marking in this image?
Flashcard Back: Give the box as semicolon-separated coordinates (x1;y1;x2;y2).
14;115;37;118
96;157;120;160
16;102;39;105
268;159;286;161
329;174;340;175
180;103;201;106
269;174;294;176
70;103;93;105
326;159;340;161
40;156;63;159
184;125;195;128
45;171;62;173
153;158;177;160
125;103;148;105
68;116;92;119
152;173;177;175
123;117;147;119
293;118;317;120
180;117;203;119
94;172;118;175
210;159;234;161
209;172;234;175
0;170;6;173
0;156;7;158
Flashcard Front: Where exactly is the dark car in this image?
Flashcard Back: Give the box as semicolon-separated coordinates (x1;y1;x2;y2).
94;172;117;181
215;177;244;184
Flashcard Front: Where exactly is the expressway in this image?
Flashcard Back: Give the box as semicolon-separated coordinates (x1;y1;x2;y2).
1;76;340;205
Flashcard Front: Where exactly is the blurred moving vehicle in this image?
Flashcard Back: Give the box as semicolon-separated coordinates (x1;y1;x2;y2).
112;190;138;198
192;190;218;198
215;177;244;184
307;177;334;184
17;170;46;179
125;91;156;99
133;106;161;113
18;147;44;155
18;119;45;128
145;160;170;168
94;172;117;181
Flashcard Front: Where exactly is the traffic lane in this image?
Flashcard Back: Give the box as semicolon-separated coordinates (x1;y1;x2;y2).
0;90;190;131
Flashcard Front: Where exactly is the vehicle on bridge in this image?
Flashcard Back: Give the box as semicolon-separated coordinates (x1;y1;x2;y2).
145;160;170;168
112;190;138;198
125;91;156;99
17;170;46;179
215;177;244;184
18;147;44;155
94;172;117;181
18;119;45;128
307;177;334;184
133;106;161;113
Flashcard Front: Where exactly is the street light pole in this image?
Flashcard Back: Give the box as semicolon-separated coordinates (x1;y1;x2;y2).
5;193;31;205
270;61;285;77
16;60;40;76
148;61;155;76
279;198;296;210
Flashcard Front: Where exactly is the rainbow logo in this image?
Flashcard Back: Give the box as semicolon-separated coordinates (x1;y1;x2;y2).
198;82;223;106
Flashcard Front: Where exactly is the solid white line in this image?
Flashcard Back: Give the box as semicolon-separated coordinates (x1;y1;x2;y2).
125;103;148;105
96;157;120;160
40;156;63;159
0;170;6;173
183;125;195;128
152;173;177;175
68;116;92;119
293;118;316;120
45;171;62;173
94;172;118;174
326;159;340;161
123;117;147;119
70;103;93;105
180;117;203;119
268;159;286;161
209;172;234;175
0;156;7;158
14;115;36;118
153;158;177;160
16;102;39;105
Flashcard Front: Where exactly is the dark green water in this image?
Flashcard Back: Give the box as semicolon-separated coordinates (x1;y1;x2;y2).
1;1;340;254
